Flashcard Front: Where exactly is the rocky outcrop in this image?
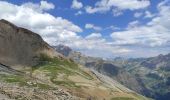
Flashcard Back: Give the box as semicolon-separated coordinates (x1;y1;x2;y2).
0;82;78;100
0;19;62;67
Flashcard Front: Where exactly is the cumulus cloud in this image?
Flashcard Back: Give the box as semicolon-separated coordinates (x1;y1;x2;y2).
134;12;143;18
85;24;102;31
71;0;83;9
40;0;55;10
111;0;170;48
85;33;102;39
127;20;141;29
112;8;123;16
59;32;130;58
144;11;155;18
22;0;55;12
105;25;120;31
85;0;150;15
0;0;130;58
79;33;131;57
75;11;83;16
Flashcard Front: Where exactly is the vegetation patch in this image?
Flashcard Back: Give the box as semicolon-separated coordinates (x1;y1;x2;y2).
1;74;27;85
51;79;80;88
33;55;93;80
32;83;54;90
111;97;135;100
0;74;54;90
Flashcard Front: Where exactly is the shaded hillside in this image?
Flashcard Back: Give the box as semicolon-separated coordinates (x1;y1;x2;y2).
0;19;62;67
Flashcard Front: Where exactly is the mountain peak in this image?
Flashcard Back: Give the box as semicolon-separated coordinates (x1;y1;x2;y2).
0;19;10;23
54;44;73;57
0;19;18;29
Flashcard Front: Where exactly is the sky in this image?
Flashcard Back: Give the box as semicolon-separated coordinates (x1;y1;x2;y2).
0;0;170;58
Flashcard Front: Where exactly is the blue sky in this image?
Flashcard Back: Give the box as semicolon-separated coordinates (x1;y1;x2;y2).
7;0;161;36
0;0;170;58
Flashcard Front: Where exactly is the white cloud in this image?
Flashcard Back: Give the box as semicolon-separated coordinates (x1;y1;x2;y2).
77;33;131;57
85;0;150;14
111;1;170;48
85;24;102;31
106;25;120;31
22;0;55;12
144;11;155;18
85;33;102;39
71;0;83;9
75;11;83;16
134;12;143;18
112;8;123;16
85;6;109;14
127;20;140;29
40;0;55;10
157;0;169;8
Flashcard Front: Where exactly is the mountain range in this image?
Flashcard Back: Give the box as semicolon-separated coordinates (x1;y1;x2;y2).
0;19;150;100
55;45;170;100
112;54;170;100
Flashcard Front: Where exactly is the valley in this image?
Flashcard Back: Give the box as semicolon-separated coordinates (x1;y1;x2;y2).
55;45;170;100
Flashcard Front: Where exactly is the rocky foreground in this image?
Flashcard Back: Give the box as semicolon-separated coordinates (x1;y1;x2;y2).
0;82;77;100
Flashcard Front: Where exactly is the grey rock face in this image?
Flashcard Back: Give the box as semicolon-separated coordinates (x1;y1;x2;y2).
0;19;61;67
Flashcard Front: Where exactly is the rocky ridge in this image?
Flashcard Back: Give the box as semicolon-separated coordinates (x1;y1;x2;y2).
0;19;62;67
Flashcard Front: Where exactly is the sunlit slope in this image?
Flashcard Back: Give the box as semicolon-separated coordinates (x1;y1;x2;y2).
0;55;150;100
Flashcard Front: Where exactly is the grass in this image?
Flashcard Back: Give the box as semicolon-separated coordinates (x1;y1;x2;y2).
0;54;94;89
1;74;27;86
32;55;96;88
34;54;93;80
33;83;54;90
0;74;54;90
51;79;80;88
111;97;135;100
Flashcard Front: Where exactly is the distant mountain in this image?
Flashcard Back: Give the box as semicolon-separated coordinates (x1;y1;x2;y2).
54;44;170;100
0;19;149;100
112;53;170;100
54;45;149;96
54;44;72;57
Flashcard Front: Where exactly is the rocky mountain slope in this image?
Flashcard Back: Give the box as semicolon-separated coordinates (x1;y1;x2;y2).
0;19;149;100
